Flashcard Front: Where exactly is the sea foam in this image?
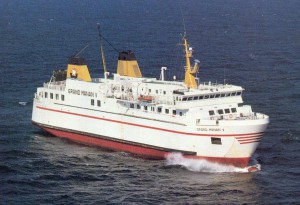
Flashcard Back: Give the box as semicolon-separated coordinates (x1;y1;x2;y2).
165;153;260;173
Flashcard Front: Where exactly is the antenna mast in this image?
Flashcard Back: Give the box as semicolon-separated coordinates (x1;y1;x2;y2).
75;44;89;57
97;23;107;74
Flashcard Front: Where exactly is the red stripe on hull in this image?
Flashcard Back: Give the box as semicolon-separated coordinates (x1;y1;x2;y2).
38;125;250;167
36;106;264;138
236;135;263;140
239;140;261;144
237;137;262;141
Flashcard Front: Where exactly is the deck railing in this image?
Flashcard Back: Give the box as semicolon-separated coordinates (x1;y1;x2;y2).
44;82;66;91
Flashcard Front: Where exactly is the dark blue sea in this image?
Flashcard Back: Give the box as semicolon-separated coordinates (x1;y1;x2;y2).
1;0;300;204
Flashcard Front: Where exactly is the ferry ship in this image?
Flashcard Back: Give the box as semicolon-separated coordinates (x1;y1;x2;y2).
32;35;269;168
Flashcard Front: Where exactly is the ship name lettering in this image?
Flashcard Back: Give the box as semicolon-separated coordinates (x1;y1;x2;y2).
209;128;221;131
68;89;95;97
68;89;80;95
197;128;223;132
81;90;95;97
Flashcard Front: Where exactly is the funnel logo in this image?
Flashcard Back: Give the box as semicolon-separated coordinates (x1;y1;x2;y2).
70;69;78;79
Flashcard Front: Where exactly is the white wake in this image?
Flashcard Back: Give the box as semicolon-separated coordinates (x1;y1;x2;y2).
165;153;261;173
18;101;27;106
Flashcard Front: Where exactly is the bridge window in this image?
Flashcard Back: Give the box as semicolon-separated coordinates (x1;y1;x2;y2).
231;108;237;113
220;94;225;97
204;95;209;99
225;109;230;114
218;109;224;114
209;110;215;115
199;96;204;99
215;94;220;98
237;92;242;96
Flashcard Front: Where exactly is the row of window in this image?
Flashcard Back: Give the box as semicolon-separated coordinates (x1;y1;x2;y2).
44;92;65;101
91;99;184;116
209;108;237;116
181;91;242;102
129;103;183;116
147;89;167;95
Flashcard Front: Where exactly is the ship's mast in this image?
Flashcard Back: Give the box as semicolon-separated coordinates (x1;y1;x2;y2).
97;23;107;74
182;36;199;89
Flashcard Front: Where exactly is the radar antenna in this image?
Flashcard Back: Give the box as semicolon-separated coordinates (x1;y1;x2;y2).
179;5;187;38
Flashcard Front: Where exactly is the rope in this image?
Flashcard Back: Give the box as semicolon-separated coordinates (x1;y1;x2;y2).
97;23;119;53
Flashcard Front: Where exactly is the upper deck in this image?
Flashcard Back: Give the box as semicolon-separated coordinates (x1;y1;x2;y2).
41;73;244;108
35;73;268;124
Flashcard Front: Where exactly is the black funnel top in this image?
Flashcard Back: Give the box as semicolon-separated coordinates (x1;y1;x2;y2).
68;56;86;65
118;50;137;61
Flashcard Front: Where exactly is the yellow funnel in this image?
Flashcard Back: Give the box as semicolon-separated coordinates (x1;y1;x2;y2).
66;56;92;82
117;50;142;78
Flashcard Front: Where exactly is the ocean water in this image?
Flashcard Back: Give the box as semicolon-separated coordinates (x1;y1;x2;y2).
1;0;300;204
